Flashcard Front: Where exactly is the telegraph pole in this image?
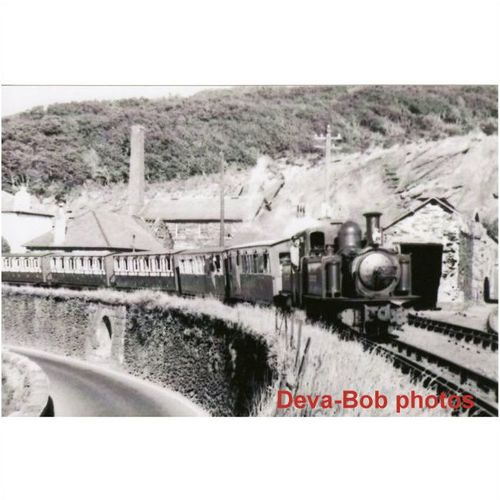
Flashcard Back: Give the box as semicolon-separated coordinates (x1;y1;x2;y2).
324;124;332;210
313;124;342;219
219;152;225;248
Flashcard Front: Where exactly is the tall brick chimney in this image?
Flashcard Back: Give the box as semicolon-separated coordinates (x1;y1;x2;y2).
53;203;67;246
128;125;145;216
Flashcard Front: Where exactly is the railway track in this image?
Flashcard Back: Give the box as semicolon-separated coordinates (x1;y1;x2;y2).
338;323;498;417
407;312;498;351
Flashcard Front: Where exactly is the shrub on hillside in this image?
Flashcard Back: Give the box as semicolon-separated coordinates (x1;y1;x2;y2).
2;86;497;198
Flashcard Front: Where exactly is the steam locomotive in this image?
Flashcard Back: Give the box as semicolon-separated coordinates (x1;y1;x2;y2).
2;212;417;336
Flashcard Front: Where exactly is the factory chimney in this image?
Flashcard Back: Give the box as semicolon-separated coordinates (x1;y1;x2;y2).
53;203;67;246
127;125;145;216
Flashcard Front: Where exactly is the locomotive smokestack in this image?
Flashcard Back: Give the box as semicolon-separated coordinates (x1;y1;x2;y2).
128;125;145;216
363;212;382;246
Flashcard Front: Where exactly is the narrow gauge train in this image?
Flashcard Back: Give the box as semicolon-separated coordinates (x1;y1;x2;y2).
1;212;417;335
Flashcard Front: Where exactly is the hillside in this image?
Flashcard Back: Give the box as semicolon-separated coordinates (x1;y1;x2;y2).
2;86;497;200
65;131;498;242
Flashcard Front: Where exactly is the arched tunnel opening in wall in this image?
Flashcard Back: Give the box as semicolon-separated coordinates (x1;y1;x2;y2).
94;315;113;359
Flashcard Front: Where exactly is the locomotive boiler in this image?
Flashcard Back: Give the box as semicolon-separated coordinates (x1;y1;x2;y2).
279;212;415;335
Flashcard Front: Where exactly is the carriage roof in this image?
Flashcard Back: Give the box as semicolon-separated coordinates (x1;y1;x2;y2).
177;247;226;256
226;237;291;251
112;250;181;257
3;252;53;258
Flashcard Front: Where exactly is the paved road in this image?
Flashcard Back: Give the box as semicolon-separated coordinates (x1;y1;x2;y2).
8;346;207;417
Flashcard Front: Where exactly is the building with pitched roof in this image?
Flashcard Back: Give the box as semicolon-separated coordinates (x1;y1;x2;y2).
25;209;164;253
140;177;284;249
383;197;497;305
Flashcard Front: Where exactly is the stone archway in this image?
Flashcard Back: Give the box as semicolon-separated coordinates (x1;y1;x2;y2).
94;315;113;359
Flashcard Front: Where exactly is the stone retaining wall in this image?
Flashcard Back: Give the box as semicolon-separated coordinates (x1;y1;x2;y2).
2;286;276;416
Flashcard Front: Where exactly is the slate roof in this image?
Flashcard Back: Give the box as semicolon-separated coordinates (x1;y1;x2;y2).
140;196;254;222
25;210;164;252
383;197;459;230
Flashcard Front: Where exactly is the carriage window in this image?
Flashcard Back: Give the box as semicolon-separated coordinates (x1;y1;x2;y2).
236;252;240;266
263;252;270;273
253;253;260;273
310;231;325;251
257;254;264;273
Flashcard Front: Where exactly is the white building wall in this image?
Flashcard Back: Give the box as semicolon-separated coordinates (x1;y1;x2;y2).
2;212;54;252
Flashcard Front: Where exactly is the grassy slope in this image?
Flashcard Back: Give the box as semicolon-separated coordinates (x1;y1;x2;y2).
2;86;497;200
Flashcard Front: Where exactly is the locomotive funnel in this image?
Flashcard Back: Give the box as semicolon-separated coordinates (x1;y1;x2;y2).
363;212;382;246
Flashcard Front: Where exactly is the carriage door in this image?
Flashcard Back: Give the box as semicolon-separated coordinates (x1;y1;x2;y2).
290;237;305;306
223;254;231;299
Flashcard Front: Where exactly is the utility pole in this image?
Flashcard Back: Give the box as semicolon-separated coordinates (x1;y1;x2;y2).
324;124;332;211
219;152;225;248
313;124;342;219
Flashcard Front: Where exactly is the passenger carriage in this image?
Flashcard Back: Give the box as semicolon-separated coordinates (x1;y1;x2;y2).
112;251;179;292
2;253;51;285
226;238;291;304
47;252;114;288
176;247;226;298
